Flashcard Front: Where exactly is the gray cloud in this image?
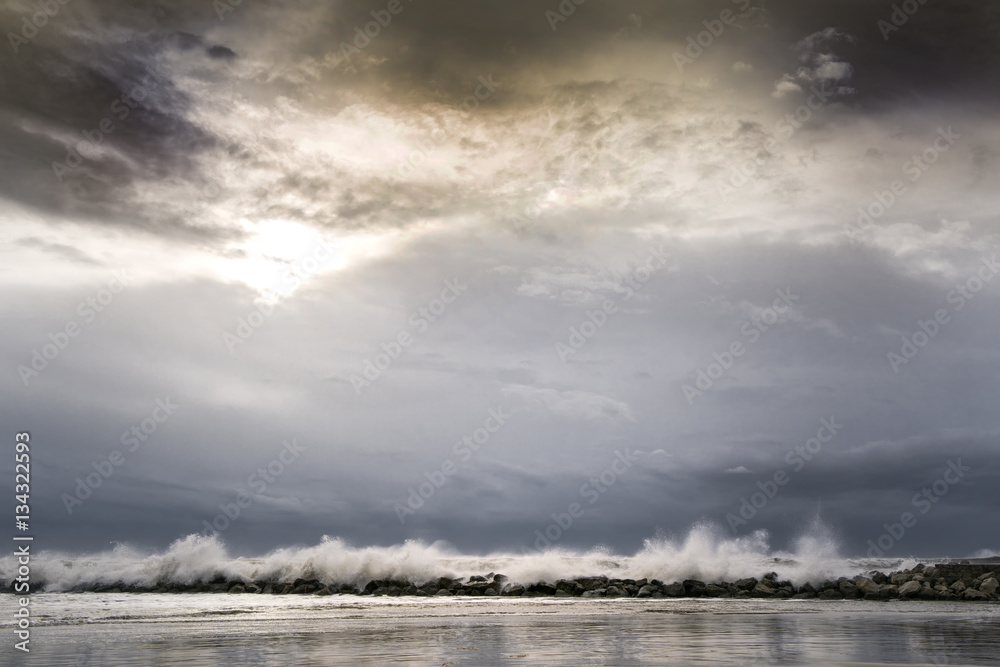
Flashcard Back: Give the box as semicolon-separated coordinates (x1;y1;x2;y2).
1;0;999;560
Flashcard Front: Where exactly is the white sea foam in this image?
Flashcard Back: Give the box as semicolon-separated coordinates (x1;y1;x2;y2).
0;520;959;592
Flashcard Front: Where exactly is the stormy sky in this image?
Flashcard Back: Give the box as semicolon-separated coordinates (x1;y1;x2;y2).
2;0;999;559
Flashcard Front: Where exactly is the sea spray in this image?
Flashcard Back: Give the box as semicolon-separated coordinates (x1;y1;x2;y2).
0;521;901;592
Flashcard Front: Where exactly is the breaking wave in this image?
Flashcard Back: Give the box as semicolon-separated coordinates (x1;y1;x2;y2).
0;520;956;592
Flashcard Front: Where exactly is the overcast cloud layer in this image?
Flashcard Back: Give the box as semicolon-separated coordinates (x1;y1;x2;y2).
2;0;999;558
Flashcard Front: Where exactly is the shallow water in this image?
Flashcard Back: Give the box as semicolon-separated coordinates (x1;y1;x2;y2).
5;594;998;666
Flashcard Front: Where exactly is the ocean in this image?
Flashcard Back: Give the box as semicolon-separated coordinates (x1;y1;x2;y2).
3;532;999;665
6;594;999;665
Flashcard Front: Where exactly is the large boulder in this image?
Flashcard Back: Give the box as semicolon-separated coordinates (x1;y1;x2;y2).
855;577;880;597
734;577;758;591
704;584;728;597
964;588;989;600
556;580;585;596
576;577;608;590
879;584;899;598
527;583;557;596
637;585;657;598
752;582;777;598
838;581;859;599
917;585;939;600
663;582;686;597
979;578;999;596
898;581;922;597
683;580;707;597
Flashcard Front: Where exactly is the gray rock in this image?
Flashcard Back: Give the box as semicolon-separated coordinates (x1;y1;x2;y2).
637;585;657;598
949;580;967;592
683;580;707;596
855;577;880;597
879;584;899;598
576;577;608;590
605;586;625;598
979;578;999;596
838;581;859;599
890;573;910;585
964;588;988;600
734;577;758;591
582;589;606;598
527;583;557;596
898;580;922;597
434;589;454;596
753;582;777;597
917;585;939;600
556;581;585;596
663;582;686;597
705;584;728;597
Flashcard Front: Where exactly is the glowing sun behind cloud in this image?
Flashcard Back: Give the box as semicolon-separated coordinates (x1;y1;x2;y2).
212;220;440;300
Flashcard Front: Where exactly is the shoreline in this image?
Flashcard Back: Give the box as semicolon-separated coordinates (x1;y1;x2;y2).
9;561;998;601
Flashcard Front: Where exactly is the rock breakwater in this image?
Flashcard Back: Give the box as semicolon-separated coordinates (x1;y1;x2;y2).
11;562;999;601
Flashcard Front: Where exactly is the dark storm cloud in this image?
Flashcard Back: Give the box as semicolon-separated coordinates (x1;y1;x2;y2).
0;12;223;236
3;0;997;239
303;0;1000;106
2;1;1000;560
